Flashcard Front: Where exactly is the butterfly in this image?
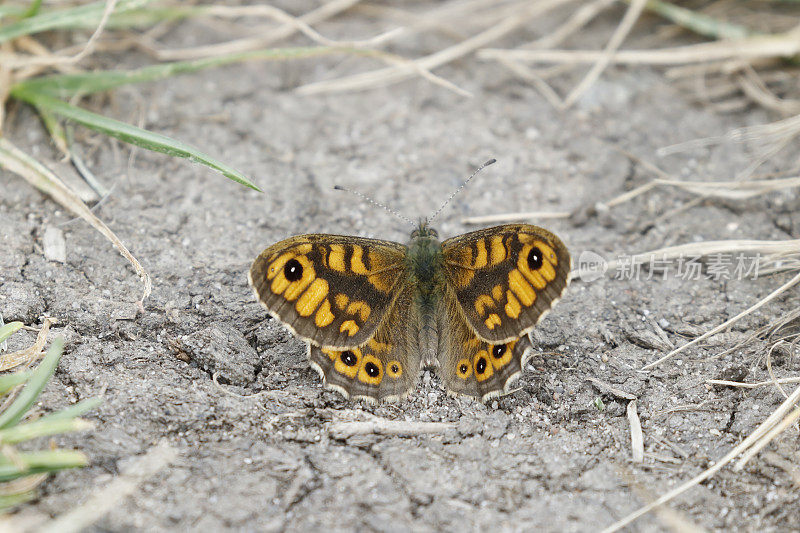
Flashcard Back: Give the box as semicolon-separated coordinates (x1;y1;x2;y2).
249;220;571;403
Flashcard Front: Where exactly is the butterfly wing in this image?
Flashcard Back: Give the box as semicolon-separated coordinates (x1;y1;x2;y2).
441;224;571;343
249;234;407;349
309;285;422;402
437;286;534;401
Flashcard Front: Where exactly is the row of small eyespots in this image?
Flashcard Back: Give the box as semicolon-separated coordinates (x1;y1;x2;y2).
455;341;516;381
324;348;403;385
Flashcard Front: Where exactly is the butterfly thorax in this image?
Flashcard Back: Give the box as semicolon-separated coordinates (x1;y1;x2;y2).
406;221;444;306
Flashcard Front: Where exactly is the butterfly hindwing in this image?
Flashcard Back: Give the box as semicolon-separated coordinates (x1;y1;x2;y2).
249;234;407;349
437;288;534;401
441;224;571;343
309;286;421;402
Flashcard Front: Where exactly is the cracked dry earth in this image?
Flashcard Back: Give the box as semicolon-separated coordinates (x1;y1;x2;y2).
2;9;800;533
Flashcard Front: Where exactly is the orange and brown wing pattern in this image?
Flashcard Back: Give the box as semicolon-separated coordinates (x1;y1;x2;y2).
249;234;407;349
437;288;534;401
441;224;571;343
308;285;421;402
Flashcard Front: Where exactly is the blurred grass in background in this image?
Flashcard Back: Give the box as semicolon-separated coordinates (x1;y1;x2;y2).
0;321;99;510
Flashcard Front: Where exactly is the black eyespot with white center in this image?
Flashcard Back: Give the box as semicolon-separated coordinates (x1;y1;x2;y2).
492;345;507;358
341;350;357;366
284;258;303;281
365;362;380;377
459;363;468;374
527;246;543;270
391;364;400;374
475;357;487;374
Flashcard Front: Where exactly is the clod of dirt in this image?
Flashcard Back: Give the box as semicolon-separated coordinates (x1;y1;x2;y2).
175;323;259;386
626;328;673;351
0;281;46;323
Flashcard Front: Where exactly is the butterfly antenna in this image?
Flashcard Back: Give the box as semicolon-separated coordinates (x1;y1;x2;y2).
333;185;416;227
428;158;496;223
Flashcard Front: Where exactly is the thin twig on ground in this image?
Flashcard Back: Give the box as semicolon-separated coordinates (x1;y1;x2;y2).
296;0;575;95
329;418;455;439
642;270;800;370
604;385;800;532
560;0;646;109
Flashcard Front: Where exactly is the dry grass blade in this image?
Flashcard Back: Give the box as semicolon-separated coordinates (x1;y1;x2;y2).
3;0;118;69
0;319;51;373
604;384;800;532
154;0;362;60
642;270;800;370
737;66;800;115
659;114;800;158
464;173;800;225
198;4;403;49
560;0;646;109
655;176;800;199
296;0;574;95
708;377;800;389
478;26;800;65
0;473;48;497
525;0;617;50
497;0;618;107
731;113;800;146
587;378;643;462
0;138;151;306
734;406;800;470
329;419;455;439
627;400;644;463
494;56;565;107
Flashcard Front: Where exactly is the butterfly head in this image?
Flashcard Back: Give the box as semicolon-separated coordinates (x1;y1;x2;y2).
410;219;439;241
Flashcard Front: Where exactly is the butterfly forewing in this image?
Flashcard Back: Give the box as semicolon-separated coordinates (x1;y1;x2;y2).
441;224;571;343
249;234;407;349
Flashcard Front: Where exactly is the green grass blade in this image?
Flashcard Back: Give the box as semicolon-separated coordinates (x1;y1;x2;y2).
0;337;62;429
641;0;755;40
0;6;26;21
0;372;31;395
0;0;150;44
0;491;36;510
0;322;23;344
22;0;44;19
11;89;260;191
0;417;92;444
14;47;342;99
39;396;102;422
0;450;87;482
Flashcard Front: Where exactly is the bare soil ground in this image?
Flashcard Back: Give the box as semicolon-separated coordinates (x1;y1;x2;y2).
1;5;799;532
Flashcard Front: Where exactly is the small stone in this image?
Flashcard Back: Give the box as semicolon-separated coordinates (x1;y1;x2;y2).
42;225;66;263
176;323;258;386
